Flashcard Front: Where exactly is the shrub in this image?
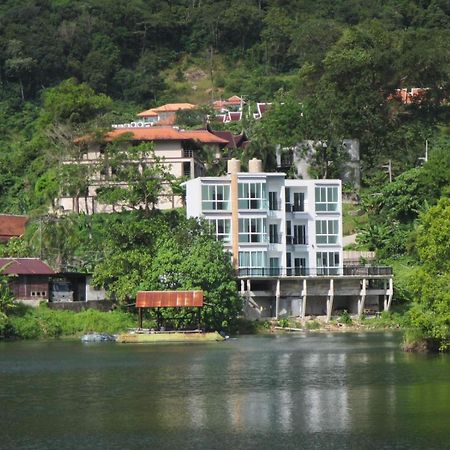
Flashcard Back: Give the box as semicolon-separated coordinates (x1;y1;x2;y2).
338;310;353;325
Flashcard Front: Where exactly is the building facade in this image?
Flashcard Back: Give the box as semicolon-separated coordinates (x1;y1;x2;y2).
56;127;228;214
185;158;343;277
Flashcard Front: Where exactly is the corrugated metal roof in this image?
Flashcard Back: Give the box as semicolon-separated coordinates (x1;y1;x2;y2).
0;215;28;241
0;258;55;275
136;291;204;308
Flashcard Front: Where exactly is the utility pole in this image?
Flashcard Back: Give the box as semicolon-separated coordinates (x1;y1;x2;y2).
382;159;392;182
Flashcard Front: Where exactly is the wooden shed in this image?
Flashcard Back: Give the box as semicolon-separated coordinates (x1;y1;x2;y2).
0;258;54;306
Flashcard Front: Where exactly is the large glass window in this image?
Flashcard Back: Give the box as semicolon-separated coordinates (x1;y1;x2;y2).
239;251;266;275
293;192;305;212
269;224;279;243
239;218;266;243
207;218;231;243
316;251;340;275
238;182;267;210
202;184;230;211
268;191;279;211
293;224;307;245
316;220;339;244
315;186;338;212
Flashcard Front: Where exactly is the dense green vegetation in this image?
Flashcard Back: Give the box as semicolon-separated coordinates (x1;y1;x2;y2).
0;210;242;332
0;1;449;347
0;304;137;340
1;0;450;212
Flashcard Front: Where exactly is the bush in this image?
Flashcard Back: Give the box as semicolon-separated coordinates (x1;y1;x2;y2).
3;305;136;340
338;310;353;325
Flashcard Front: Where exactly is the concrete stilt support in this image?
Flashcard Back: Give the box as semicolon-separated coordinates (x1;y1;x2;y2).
275;279;280;319
301;279;307;319
383;279;388;311
358;278;367;317
326;279;335;322
240;279;245;296
385;278;394;311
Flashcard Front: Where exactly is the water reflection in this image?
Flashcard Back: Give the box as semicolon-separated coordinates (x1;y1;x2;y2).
1;334;450;450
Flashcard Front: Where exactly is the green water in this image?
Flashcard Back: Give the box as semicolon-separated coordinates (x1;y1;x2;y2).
1;333;449;449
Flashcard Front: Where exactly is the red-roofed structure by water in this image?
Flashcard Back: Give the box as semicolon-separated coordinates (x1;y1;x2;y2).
0;258;54;304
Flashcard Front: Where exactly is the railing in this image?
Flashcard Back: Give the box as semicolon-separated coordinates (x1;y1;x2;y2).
286;235;307;245
343;266;393;276
238;265;393;277
292;204;305;212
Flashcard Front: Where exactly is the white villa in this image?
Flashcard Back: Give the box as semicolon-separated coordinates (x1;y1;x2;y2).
185;158;343;277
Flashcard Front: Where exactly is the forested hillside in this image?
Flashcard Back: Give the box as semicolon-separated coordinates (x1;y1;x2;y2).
1;0;450;214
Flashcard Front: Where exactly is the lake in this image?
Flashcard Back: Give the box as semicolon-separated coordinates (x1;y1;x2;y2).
1;333;449;449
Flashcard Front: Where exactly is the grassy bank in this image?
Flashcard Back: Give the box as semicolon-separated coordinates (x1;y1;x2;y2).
0;304;137;340
237;310;408;335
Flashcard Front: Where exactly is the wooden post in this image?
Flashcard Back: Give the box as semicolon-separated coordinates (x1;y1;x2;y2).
138;307;143;329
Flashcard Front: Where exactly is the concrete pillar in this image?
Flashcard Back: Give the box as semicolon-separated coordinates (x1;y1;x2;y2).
385;278;394;311
301;279;307;319
240;279;245;296
326;278;334;323
275;279;280;319
383;279;388;311
358;278;367;317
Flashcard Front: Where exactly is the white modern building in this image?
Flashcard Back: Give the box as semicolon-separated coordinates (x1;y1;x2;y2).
185;158;393;320
185;158;343;277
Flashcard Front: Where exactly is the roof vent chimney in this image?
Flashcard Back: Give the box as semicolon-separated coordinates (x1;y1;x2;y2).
227;158;241;174
248;158;263;173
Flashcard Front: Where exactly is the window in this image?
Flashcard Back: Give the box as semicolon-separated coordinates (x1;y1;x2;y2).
315;186;338;212
202;184;230;211
294;258;306;276
286;252;292;276
293;224;307;245
208;218;231;243
293;192;305;212
286;220;292;244
269;191;279;210
285;187;291;211
238;182;267;210
316;220;339;244
239;218;266;243
269;224;279;243
239;251;266;275
316;251;340;275
269;257;280;276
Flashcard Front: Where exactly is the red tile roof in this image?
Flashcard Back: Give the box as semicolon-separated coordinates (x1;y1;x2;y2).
0;258;54;275
0;215;28;242
105;127;228;145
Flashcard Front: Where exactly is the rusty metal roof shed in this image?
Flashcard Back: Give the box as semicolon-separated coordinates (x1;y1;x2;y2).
0;258;55;275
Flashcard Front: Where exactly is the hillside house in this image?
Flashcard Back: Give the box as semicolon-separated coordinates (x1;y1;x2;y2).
0;214;28;243
56;126;228;214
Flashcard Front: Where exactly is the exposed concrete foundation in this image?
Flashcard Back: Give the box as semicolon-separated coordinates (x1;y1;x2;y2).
240;275;393;319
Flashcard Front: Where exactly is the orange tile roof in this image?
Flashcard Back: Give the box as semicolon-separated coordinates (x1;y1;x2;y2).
136;109;158;117
0;215;28;242
105;127;229;145
137;103;196;117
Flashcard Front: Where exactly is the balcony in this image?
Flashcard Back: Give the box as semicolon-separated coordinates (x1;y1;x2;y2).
286;235;307;246
238;266;393;278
